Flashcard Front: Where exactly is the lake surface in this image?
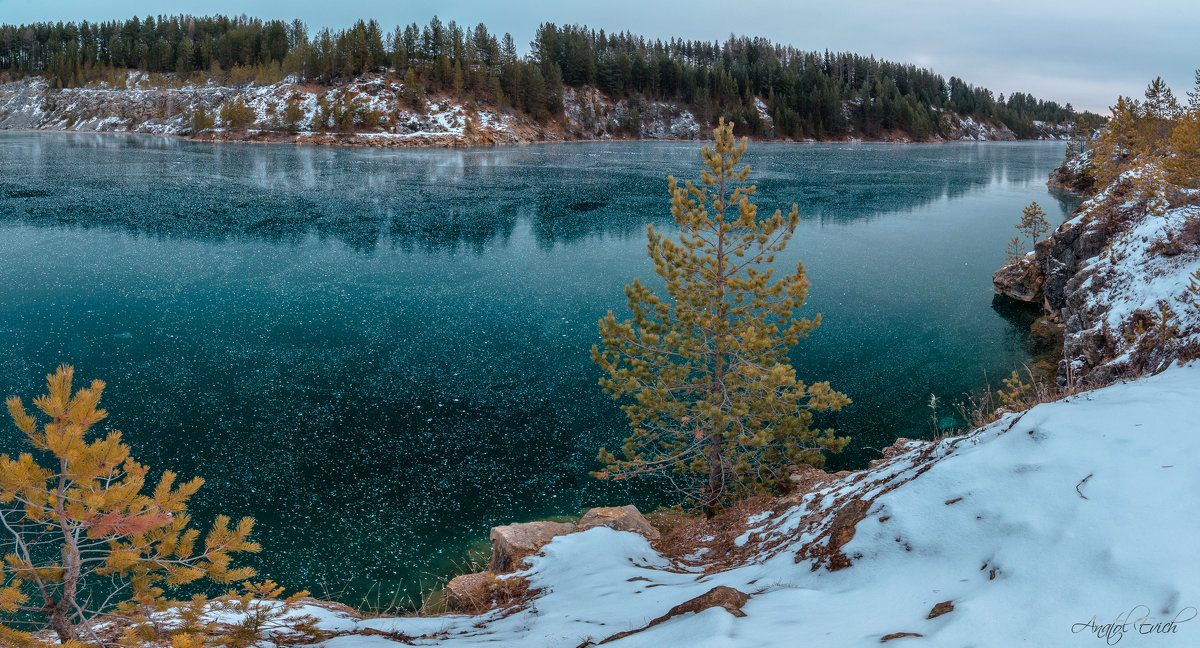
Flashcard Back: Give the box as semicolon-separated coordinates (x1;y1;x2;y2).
0;133;1074;604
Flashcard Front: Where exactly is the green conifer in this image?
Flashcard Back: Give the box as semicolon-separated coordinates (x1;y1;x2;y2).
592;119;850;514
1016;201;1050;249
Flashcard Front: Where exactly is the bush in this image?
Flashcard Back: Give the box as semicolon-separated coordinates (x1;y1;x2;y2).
219;97;257;129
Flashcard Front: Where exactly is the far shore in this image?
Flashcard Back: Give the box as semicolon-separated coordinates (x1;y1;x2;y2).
0;126;1067;152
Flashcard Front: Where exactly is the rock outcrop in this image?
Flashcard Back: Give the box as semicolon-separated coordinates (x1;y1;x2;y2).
444;571;497;613
991;252;1044;304
992;156;1200;386
577;505;660;540
489;521;578;574
445;505;662;614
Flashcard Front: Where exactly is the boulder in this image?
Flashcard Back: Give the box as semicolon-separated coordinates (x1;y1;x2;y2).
991;253;1043;304
578;505;660;540
489;521;576;573
444;571;495;613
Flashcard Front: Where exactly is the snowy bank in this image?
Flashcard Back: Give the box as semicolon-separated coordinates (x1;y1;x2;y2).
186;363;1200;646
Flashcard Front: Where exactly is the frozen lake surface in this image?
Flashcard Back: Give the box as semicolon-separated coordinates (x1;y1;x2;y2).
0;133;1074;602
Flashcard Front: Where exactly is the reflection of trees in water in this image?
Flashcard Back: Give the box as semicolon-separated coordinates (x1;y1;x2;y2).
1;134;1069;253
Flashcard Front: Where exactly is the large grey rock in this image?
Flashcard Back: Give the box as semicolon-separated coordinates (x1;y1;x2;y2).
488;521;576;573
578;505;660;540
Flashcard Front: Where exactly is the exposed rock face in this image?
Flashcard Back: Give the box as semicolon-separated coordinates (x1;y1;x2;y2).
1041;216;1112;312
938;113;1017;141
992;156;1200;386
661;586;750;619
927;600;955;619
991;252;1044;304
590;586;752;644
489;521;577;573
578;505;660;540
2;72;1060;147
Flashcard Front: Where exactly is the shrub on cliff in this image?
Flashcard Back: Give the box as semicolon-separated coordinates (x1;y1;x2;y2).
592;119;850;514
0;366;260;645
1016;201;1050;251
190;106;214;133
219;97;257;129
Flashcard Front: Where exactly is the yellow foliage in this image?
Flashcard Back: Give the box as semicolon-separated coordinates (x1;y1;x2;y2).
1164;111;1200;188
0;366;259;644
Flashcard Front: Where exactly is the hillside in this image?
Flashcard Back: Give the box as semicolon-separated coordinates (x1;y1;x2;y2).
0;15;1081;146
0;72;1070;147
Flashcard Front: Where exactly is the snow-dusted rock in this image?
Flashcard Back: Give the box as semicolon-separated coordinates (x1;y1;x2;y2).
578;505;660;540
992;251;1044;303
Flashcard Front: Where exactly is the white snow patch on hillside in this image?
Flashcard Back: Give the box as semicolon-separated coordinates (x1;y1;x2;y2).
245;365;1200;646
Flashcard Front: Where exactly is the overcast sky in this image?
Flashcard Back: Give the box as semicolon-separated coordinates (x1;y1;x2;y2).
3;0;1196;113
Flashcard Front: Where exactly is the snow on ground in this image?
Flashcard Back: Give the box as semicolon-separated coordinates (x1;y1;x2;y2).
0;73;506;142
1082;203;1200;333
1060;160;1200;375
224;364;1200;646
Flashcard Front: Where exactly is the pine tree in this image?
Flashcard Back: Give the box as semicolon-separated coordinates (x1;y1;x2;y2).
1164;106;1200;188
218;97;256;129
1006;236;1024;262
1016;201;1050;249
401;67;424;112
1187;69;1200;113
0;366;260;644
592;119;850;514
282;94;305;134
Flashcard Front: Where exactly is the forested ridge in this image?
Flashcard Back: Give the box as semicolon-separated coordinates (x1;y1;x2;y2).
1;14;1081;139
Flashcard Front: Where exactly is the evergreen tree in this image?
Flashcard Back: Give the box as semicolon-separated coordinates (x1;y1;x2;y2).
218;96;256;128
1016;201;1050;250
0;366;259;644
592;119;850;514
1165;103;1200;188
401;66;424;112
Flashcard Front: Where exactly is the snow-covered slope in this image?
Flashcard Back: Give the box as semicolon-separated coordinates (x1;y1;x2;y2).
257;363;1200;646
1;72;1061;146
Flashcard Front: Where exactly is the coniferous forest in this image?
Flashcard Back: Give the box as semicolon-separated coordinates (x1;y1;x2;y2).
0;15;1080;139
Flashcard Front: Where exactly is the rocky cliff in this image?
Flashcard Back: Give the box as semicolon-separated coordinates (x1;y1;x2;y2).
993;154;1200;385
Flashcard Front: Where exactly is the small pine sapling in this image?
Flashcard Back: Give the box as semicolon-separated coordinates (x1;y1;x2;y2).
1016;201;1051;250
592;119;850;514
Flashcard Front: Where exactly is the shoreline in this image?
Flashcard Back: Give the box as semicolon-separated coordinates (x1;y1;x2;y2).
0;126;1068;151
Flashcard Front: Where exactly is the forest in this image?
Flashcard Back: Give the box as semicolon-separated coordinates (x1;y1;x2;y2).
0;15;1080;139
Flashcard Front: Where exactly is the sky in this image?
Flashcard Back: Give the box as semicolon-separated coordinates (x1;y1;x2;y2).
2;0;1197;114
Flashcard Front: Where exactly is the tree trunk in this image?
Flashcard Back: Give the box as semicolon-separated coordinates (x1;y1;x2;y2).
47;598;76;643
49;542;82;643
705;431;723;518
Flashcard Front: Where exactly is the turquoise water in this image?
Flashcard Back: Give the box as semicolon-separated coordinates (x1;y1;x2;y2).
0;133;1074;602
